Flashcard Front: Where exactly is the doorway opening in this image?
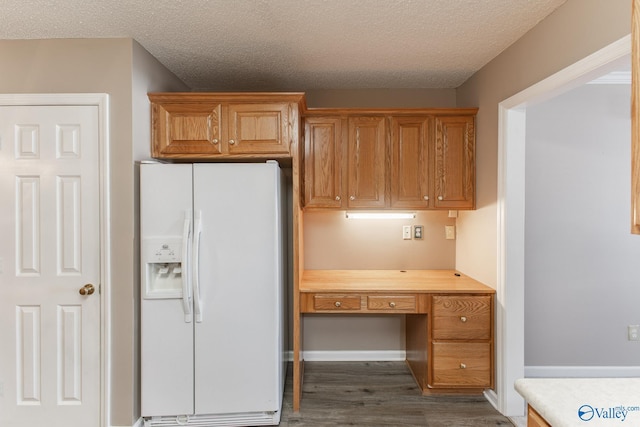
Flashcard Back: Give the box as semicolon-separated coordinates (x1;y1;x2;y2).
496;35;631;418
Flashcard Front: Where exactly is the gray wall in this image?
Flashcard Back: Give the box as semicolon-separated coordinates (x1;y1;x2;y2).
0;39;135;426
455;0;631;404
525;83;640;367
0;38;188;426
455;0;632;287
305;88;456;109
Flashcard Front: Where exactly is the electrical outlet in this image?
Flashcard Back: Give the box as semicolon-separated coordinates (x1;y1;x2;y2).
413;225;423;239
629;325;640;341
402;225;412;240
445;225;456;240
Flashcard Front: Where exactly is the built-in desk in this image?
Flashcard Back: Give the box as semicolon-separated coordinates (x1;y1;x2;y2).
293;269;496;410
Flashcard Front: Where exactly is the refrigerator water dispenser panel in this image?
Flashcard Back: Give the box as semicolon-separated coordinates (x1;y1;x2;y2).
143;237;184;299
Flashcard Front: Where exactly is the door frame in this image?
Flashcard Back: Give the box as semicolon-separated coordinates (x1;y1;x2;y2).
495;36;630;417
0;93;111;427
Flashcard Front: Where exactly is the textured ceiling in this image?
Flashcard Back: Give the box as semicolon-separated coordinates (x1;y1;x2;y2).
0;0;567;90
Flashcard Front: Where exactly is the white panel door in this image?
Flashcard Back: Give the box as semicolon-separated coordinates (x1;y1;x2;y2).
0;106;101;427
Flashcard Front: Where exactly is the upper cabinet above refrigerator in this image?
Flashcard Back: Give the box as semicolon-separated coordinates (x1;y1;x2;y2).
148;92;306;160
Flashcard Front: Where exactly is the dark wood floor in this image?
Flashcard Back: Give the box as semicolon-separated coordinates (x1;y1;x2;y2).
279;361;513;426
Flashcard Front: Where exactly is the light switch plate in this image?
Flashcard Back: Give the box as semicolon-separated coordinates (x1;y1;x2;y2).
445;225;456;240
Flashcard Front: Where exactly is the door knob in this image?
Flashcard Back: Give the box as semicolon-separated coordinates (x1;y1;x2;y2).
79;284;95;296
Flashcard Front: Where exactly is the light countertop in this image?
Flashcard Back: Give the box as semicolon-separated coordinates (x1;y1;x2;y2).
515;378;640;426
300;269;495;293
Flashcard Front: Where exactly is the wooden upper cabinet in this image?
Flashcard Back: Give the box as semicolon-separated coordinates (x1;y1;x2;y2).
302;109;476;210
149;93;304;159
304;117;344;208
227;103;290;154
347;116;388;209
390;116;431;209
151;101;223;156
434;116;475;209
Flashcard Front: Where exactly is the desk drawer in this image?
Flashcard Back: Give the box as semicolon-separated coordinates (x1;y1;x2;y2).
431;342;491;388
432;295;491;340
367;295;416;312
313;294;361;311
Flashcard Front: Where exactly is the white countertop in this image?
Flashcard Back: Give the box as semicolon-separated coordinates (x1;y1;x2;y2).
515;378;640;426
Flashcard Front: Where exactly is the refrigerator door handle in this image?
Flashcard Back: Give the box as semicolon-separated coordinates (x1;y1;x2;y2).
193;210;203;322
181;211;193;323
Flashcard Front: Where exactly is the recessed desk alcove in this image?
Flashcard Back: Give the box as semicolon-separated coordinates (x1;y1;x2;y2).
293;269;495;410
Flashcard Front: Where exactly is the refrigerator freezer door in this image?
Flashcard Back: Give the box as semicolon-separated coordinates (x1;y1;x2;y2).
141;163;195;417
193;162;284;415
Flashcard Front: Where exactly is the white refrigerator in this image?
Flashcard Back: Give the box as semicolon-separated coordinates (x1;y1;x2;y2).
140;161;287;427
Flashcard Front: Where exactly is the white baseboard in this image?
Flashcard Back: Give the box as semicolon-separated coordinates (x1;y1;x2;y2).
483;388;498;410
301;350;406;361
525;365;640;378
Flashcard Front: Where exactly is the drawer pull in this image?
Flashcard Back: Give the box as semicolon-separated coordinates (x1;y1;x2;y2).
460;316;467;323
334;301;341;308
389;302;396;308
460;363;467;369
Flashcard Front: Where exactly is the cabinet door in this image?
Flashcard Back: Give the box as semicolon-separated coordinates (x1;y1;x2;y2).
390;116;431;208
434;116;475;209
347;116;387;208
432;295;491;340
151;102;223;157
227;103;290;154
304;117;344;208
431;342;491;388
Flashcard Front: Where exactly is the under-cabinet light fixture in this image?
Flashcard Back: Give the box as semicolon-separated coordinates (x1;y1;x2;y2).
345;212;416;220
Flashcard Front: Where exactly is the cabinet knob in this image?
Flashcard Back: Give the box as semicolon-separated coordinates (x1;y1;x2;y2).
229;139;236;145
334;301;341;308
423;195;429;201
211;138;219;144
349;196;355;201
460;316;467;323
389;302;396;308
460;363;467;369
335;196;341;201
438;196;443;201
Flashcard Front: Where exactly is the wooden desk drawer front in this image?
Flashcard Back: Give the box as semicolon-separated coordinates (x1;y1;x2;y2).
313;294;361;311
432;295;491;340
431;342;491;387
367;295;416;312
